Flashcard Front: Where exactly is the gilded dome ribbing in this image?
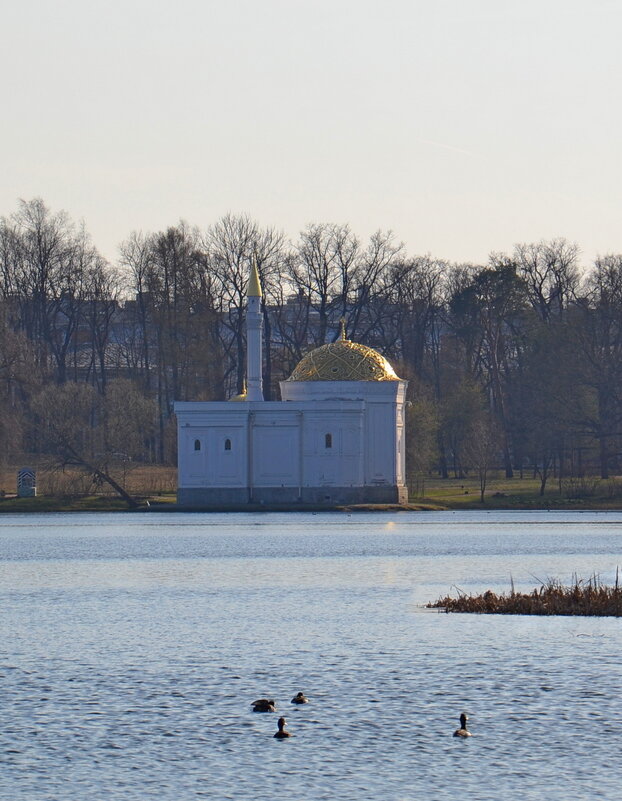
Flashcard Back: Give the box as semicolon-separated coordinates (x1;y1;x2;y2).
287;339;400;382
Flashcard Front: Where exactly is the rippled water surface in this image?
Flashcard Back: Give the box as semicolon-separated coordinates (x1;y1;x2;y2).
1;510;621;800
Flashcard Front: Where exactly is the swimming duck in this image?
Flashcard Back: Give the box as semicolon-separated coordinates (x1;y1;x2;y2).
453;713;472;738
291;692;309;704
252;698;276;713
274;716;292;738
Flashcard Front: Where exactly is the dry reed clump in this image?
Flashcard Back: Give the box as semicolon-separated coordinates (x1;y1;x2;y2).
0;462;177;499
427;573;622;616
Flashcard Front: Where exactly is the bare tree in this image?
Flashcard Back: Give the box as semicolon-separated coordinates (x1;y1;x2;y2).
497;239;581;322
118;231;155;392
205;214;286;398
384;256;445;374
287;223;360;347
573;255;622;478
347;230;404;344
0;310;40;466
80;257;121;393
448;264;530;477
0;199;112;384
463;414;501;503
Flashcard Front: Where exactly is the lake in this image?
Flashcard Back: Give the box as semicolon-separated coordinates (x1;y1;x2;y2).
1;510;621;800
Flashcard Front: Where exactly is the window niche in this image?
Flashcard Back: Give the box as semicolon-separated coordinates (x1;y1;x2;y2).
224;438;232;451
194;439;201;451
324;433;332;449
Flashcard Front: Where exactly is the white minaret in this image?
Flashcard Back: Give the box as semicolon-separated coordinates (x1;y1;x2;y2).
246;260;264;401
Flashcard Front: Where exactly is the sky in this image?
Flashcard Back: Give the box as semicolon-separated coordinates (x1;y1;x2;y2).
2;0;621;268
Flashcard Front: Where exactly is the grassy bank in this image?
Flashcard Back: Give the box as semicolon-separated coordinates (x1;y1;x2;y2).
428;574;622;616
0;495;169;513
416;473;622;510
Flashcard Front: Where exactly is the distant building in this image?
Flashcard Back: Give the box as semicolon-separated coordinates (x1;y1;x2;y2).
174;265;408;505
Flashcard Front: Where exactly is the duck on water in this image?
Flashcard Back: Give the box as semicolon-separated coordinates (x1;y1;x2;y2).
453;713;472;738
252;698;276;713
274;717;292;739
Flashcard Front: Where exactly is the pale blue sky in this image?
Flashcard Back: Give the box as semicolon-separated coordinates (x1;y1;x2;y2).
2;0;621;266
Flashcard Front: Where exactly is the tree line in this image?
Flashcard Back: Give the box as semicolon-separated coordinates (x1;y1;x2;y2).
1;197;621;494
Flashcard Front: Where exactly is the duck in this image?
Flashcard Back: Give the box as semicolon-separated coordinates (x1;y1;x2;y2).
252;698;276;713
453;712;472;738
274;716;292;738
291;692;309;704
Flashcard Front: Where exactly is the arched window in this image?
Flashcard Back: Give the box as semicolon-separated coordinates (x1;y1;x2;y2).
325;433;332;449
224;438;232;451
194;439;201;451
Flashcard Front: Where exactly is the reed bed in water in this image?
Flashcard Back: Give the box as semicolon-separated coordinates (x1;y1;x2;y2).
427;572;622;616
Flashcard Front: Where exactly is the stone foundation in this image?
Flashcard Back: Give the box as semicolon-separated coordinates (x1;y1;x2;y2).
177;484;408;507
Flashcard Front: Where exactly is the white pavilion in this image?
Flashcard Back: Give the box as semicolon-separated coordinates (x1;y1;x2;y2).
174;265;408;505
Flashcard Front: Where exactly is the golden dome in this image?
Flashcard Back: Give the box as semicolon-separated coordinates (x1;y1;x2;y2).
287;338;401;382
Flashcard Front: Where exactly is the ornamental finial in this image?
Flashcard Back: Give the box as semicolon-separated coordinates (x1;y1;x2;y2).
247;255;262;298
339;318;347;341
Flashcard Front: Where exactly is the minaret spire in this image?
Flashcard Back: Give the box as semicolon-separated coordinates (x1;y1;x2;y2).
248;259;262;299
246;257;264;401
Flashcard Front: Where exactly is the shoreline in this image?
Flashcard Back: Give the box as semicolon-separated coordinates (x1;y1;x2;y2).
0;496;621;513
0;498;442;514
